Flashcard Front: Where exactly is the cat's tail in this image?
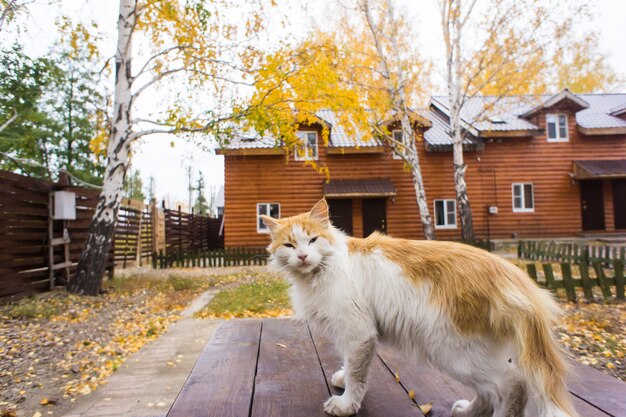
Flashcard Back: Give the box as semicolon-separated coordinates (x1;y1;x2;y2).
515;303;578;417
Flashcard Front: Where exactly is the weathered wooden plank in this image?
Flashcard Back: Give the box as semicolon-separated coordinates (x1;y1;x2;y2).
578;261;594;300
311;329;423;417
614;260;625;300
378;345;611;417
542;263;556;292
166;319;261;417
560;263;577;302
592;261;612;299
526;263;538;282
250;319;329;417
378;345;473;417
566;360;626;417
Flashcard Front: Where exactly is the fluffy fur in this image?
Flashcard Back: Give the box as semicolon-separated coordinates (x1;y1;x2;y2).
261;199;577;417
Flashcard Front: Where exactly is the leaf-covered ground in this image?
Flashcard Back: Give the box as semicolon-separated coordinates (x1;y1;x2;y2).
0;268;262;417
556;301;626;381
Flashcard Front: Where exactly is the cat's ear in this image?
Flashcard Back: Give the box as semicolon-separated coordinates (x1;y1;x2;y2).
310;198;330;224
260;215;281;234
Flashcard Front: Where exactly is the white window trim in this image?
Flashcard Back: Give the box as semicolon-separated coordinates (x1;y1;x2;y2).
511;183;535;213
546;113;569;142
294;131;318;161
391;130;403;160
433;199;457;229
257;202;281;233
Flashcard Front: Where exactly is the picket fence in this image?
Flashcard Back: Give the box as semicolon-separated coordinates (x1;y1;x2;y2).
518;240;625;302
152;246;268;269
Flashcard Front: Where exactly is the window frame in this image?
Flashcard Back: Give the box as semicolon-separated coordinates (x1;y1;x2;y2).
391;129;403;160
433;199;457;229
511;183;534;213
294;131;319;161
256;202;281;233
546;113;569;142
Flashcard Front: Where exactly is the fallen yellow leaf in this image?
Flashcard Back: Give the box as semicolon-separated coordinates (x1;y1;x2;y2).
408;389;415;400
394;372;400;383
419;402;433;415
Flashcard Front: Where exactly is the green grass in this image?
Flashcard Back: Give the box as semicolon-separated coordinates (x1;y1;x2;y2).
6;297;63;319
196;278;292;318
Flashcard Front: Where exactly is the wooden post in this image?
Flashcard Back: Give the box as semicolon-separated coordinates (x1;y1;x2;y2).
135;203;144;266
542;263;556;293
592;261;612;299
48;192;55;290
560;263;577;302
614;259;625;300
526;263;538;282
579;261;594;301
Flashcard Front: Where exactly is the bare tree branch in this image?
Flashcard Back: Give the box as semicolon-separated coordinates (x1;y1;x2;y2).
0;108;18;133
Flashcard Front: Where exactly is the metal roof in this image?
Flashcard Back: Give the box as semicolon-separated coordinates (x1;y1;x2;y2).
573;159;626;179
431;92;626;134
226;131;280;150
430;95;542;134
323;178;397;198
222;93;626;151
424;107;480;147
315;109;381;148
576;94;626;130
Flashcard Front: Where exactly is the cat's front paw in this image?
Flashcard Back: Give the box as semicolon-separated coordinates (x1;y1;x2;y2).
323;395;360;416
331;369;345;389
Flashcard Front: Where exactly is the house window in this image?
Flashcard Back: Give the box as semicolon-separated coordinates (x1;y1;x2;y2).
294;131;318;160
434;199;456;229
257;203;280;233
512;183;534;212
391;130;403;159
546;114;568;142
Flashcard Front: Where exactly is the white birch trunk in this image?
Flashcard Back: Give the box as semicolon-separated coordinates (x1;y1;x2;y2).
69;0;135;294
362;0;435;240
400;115;435;240
444;0;475;242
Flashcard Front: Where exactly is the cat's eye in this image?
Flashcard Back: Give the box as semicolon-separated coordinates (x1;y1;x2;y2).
284;243;294;248
309;237;318;244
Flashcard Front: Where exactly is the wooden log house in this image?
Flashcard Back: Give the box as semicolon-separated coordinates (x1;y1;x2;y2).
217;90;626;247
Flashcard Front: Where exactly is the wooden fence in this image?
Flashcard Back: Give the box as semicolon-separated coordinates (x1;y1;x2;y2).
519;240;625;302
518;240;626;263
0;170;115;301
152;247;267;269
164;206;223;256
114;199;155;268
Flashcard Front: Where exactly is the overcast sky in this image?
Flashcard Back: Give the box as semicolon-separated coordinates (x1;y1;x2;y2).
4;0;626;206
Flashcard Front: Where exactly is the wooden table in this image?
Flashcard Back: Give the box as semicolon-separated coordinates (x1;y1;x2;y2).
167;318;626;417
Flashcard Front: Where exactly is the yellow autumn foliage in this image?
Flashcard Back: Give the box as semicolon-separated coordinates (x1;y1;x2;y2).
240;0;431;174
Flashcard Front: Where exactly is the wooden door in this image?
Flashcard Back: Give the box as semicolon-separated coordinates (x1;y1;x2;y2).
362;198;387;237
328;199;353;236
613;180;626;230
580;180;605;231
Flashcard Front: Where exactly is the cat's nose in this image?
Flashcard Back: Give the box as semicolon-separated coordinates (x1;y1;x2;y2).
298;254;308;262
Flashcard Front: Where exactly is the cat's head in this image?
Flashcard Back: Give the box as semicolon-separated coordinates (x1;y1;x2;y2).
261;199;336;275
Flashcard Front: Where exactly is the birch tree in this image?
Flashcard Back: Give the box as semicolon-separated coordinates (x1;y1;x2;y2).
359;0;435;239
439;0;605;242
244;0;436;239
0;0;33;31
70;0;267;295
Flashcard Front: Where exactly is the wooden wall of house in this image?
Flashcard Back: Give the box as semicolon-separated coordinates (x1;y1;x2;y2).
223;105;626;247
471;103;626;238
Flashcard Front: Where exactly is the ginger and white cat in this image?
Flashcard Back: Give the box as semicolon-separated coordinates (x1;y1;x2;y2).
261;199;577;417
